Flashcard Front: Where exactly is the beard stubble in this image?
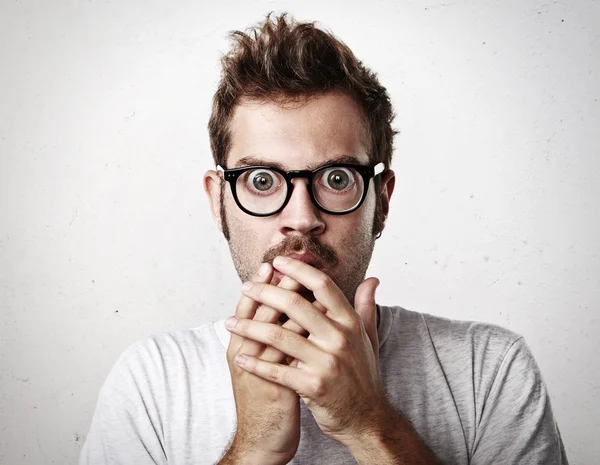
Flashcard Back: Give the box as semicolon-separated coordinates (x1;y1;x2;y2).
221;195;378;305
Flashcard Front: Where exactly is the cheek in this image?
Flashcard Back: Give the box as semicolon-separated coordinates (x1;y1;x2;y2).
363;187;378;216
225;199;277;246
344;193;377;230
327;210;373;248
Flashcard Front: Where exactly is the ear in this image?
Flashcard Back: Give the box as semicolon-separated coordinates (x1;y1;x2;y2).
203;170;224;233
379;169;395;229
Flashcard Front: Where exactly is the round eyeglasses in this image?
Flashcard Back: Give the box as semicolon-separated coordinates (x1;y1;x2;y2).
217;162;385;217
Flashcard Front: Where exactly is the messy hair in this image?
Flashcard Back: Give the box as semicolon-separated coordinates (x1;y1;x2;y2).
208;13;397;236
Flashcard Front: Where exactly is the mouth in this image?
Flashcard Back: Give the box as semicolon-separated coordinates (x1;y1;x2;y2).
285;252;324;269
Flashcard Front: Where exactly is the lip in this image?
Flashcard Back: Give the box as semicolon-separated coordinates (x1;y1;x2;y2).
284;252;324;269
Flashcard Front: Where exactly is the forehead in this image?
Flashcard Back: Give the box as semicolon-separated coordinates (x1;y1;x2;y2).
227;92;370;169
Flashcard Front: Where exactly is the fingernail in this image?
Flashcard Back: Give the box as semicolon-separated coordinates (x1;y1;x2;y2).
226;316;238;329
258;263;269;276
274;256;289;267
242;281;253;293
235;354;247;366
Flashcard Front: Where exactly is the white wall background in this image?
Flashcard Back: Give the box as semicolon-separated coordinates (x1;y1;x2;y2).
1;0;598;463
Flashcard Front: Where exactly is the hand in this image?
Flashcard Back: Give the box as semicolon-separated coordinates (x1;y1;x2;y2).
225;256;388;448
224;263;303;465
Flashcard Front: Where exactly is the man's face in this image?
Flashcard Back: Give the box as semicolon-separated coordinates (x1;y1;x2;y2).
205;92;393;305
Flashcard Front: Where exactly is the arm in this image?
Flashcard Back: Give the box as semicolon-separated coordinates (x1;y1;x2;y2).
219;263;313;465
344;401;440;465
225;257;441;464
218;442;289;465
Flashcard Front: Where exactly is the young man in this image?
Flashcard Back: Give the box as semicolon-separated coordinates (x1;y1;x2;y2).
80;13;568;464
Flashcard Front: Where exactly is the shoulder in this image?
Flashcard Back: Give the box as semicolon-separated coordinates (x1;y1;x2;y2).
380;307;567;462
420;309;523;356
100;321;226;399
118;321;223;367
385;305;522;354
383;306;529;390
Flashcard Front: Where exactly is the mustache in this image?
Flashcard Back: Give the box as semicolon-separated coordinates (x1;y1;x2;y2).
262;236;338;268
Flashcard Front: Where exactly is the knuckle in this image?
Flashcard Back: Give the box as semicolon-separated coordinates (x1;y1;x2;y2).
281;370;294;388
268;326;287;344
267;364;280;381
288;291;306;308
316;274;333;291
309;377;326;399
323;354;340;374
330;332;350;353
346;315;362;333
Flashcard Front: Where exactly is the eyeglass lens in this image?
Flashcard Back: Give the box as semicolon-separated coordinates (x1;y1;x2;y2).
236;166;365;215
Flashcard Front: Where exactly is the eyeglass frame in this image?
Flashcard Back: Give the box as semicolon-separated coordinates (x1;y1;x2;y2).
217;162;385;217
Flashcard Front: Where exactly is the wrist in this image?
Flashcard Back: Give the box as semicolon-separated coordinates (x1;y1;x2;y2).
221;438;291;465
343;411;398;458
343;405;438;465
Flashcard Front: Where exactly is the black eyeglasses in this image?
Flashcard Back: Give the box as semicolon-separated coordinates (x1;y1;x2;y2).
217;162;385;217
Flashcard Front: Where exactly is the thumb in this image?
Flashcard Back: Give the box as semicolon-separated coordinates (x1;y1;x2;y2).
354;277;380;362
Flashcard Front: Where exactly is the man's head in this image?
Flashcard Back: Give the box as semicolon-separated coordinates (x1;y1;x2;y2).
204;13;396;304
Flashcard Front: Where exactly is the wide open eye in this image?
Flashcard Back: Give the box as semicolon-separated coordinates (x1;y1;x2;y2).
320;167;355;191
245;169;280;193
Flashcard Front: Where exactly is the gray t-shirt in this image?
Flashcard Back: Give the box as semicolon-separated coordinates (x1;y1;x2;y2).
79;306;568;464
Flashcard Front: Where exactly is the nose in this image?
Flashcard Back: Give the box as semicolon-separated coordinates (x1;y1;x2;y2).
278;179;325;237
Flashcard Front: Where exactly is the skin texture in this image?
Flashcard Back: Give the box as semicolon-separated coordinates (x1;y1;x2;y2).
203;92;436;464
229;257;385;443
226;258;439;464
221;263;302;465
204;92;394;305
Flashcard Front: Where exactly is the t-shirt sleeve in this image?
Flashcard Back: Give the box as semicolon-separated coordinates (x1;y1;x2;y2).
79;342;168;465
471;337;568;465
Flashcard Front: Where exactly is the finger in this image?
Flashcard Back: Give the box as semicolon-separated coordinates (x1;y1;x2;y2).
250;275;308;364
235;263;272;320
261;300;326;363
241;282;335;339
230;263;273;357
272;256;350;321
354;277;380;363
254;275;302;324
226;318;322;363
234;354;305;393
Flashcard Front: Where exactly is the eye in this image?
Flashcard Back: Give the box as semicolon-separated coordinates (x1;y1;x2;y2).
246;169;280;193
321;167;354;191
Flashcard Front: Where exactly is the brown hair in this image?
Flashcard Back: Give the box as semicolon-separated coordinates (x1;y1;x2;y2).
208;13;397;236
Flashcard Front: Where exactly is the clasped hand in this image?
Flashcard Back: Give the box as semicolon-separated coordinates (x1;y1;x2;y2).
226;255;389;446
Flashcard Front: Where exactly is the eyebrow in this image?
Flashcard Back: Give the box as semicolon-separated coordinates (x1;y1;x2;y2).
233;154;365;171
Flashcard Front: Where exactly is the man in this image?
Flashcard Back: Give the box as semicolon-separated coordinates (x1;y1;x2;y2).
80;13;568;464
